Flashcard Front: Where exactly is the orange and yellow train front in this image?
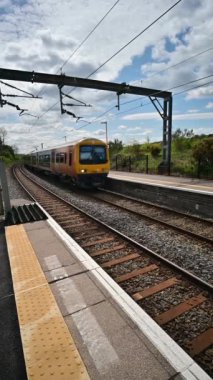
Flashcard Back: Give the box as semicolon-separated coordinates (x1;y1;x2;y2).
72;138;110;188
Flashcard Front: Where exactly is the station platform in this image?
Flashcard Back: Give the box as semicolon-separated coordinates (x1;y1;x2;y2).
108;171;213;194
1;199;211;380
106;171;213;220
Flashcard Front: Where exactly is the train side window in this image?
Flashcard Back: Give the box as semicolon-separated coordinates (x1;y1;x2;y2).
69;153;72;165
60;153;65;163
38;154;50;166
56;153;66;163
56;153;60;163
51;152;55;163
32;156;36;164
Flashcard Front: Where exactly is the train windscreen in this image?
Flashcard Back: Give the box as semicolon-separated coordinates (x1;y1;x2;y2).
80;145;107;164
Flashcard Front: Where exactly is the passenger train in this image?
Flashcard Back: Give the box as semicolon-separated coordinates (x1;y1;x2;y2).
27;138;110;188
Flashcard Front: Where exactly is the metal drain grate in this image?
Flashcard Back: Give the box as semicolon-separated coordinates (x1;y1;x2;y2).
5;203;48;225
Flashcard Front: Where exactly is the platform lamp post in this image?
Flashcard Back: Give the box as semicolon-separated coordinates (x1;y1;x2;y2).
100;121;108;145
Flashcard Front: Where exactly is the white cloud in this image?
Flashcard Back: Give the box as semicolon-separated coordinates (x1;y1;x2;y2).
123;112;159;121
185;86;213;100
206;102;213;109
174;112;213;120
123;111;213;121
127;126;142;132
118;125;128;130
187;109;199;113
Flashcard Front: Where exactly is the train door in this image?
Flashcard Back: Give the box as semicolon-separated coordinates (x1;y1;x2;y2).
69;152;72;166
69;147;75;176
51;149;55;171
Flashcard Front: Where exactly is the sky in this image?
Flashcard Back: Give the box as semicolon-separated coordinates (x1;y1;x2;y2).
0;0;212;153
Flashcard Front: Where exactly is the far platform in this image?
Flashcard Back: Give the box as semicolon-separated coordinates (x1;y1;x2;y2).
106;171;213;220
108;171;213;193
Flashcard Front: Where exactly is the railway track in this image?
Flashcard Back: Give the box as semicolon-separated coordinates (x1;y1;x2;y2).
25;167;213;244
14;167;213;377
92;188;213;244
28;170;212;281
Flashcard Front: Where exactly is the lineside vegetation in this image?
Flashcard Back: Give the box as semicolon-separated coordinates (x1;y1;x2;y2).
109;129;213;179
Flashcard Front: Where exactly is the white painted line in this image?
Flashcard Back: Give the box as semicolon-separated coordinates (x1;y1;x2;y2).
72;308;119;375
55;277;87;314
49;267;69;281
44;255;62;270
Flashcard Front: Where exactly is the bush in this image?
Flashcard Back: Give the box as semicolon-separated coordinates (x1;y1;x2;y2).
192;137;213;163
150;144;161;158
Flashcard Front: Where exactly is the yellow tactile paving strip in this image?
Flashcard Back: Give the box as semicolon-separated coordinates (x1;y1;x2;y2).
6;224;90;380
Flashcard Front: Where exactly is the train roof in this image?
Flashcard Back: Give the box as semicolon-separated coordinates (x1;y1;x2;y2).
30;138;106;155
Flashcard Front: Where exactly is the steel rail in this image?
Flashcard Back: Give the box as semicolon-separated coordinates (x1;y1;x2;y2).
14;166;213;294
88;189;213;245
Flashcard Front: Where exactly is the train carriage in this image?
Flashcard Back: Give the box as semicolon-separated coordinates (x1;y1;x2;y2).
28;138;110;188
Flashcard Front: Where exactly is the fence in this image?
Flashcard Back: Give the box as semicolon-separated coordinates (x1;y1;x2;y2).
110;154;213;179
111;155;149;173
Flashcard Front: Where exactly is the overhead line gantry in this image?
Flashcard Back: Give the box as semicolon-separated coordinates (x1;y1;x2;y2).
0;67;173;174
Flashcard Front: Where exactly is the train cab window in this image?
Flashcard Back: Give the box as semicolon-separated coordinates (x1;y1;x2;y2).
69;153;72;166
80;145;107;164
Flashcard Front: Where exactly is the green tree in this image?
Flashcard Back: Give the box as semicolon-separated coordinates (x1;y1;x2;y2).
172;128;194;152
131;142;142;158
150;143;161;158
192;137;213;178
12;145;19;155
192;137;213;164
109;139;123;156
172;128;194;139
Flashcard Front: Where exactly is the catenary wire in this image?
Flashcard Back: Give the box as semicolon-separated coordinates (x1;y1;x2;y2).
74;77;213;130
35;0;120;99
32;72;213;126
34;0;182;121
140;46;213;82
120;74;213;106
86;0;182;79
34;43;213;121
59;0;120;72
31;79;213;146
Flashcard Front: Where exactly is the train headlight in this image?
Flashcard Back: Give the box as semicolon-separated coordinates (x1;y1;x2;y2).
80;169;87;173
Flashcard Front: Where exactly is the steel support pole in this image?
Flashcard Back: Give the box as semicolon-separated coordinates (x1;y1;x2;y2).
161;97;172;175
0;160;11;215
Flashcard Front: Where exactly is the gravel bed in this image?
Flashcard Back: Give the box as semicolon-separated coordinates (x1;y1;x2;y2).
196;349;213;378
6;167;32;202
106;257;152;276
140;284;202;317
99;194;213;238
95;247;140;265
121;268;175;294
7;168;213;283
164;301;212;345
